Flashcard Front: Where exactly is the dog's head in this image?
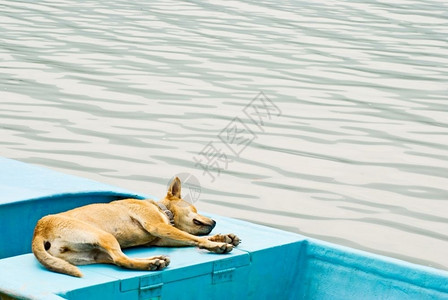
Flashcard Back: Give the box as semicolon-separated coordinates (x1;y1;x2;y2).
163;177;216;235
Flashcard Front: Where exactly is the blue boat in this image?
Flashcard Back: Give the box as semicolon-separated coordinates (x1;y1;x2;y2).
0;157;447;299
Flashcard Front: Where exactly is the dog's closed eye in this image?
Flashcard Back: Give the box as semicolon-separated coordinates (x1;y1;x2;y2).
193;219;204;226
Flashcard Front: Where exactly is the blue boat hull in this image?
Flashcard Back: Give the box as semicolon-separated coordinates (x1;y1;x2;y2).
0;157;447;299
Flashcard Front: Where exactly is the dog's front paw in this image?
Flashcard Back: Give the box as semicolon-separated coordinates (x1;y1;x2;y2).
211;242;234;254
209;233;241;246
200;241;233;254
225;233;241;246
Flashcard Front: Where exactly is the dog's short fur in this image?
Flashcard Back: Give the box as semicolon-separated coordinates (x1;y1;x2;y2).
32;177;240;277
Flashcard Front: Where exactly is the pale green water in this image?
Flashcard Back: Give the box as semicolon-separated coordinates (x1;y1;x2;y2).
1;0;447;270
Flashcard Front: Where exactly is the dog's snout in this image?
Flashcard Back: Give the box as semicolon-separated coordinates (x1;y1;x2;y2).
211;219;216;228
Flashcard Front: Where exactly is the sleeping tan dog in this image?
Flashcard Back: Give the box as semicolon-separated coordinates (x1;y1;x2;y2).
32;177;240;277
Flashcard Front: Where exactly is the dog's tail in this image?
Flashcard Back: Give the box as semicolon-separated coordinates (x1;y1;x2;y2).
32;233;83;278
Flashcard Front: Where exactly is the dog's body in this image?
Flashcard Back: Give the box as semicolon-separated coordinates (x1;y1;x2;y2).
32;177;240;277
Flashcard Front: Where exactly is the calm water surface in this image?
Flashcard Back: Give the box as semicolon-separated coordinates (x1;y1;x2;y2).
1;0;448;270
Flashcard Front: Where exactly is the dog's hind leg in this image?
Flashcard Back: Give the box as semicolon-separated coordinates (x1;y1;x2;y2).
94;233;170;271
49;222;170;271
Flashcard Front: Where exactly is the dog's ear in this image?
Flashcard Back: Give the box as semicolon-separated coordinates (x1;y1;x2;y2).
167;177;182;199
